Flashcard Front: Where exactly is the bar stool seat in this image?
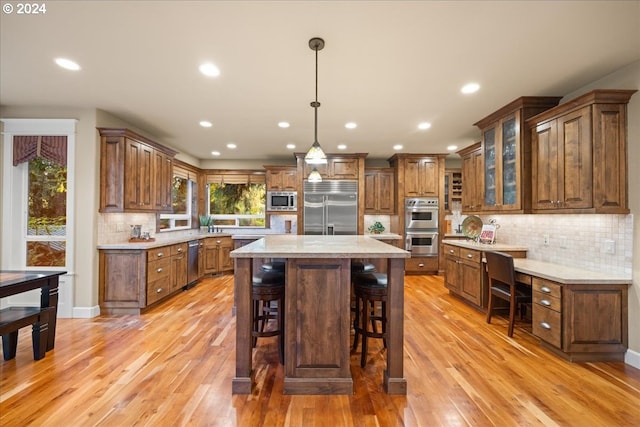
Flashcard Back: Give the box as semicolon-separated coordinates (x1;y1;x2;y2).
252;271;285;364
351;261;376;274
352;272;388;368
259;261;286;273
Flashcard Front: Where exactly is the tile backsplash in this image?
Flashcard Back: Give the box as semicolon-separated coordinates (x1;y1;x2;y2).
479;214;633;277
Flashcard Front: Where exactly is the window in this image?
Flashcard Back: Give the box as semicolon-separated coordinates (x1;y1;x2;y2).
26;157;67;266
158;176;193;231
206;172;265;228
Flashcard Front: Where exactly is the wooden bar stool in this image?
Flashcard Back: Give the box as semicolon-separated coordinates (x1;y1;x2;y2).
252;271;285;365
352;272;387;368
259;260;286;273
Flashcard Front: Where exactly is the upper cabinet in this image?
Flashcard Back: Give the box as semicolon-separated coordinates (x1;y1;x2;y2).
98;128;177;213
364;168;395;214
389;154;443;199
264;165;298;191
457;143;482;213
474;96;562;213
528;89;636;213
299;155;363;180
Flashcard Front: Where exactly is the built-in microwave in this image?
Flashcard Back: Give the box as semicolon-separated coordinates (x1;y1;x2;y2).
267;191;297;211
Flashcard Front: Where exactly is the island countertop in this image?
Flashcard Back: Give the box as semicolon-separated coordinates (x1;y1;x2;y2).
230;235;410;259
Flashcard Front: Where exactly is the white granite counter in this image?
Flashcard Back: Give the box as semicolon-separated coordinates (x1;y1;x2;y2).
96;232;232;250
441;239;529;252
513;259;632;285
231;235;410;259
367;233;402;240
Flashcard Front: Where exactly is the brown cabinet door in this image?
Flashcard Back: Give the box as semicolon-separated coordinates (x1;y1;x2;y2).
377;171;394;213
444;256;460;292
124;138;154;211
461;147;483;211
219;238;234;271
363;172;377;212
154;150;173;211
532;120;558;210
204;245;219;273
558;106;592;209
460;260;481;306
329;158;358;179
404;158;437;197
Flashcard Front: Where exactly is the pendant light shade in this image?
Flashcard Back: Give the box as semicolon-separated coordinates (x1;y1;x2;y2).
304;37;328;169
307;167;323;182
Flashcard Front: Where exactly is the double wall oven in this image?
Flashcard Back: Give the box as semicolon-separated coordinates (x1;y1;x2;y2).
405;197;439;257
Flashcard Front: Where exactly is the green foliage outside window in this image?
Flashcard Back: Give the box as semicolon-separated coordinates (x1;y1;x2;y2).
209;183;265;227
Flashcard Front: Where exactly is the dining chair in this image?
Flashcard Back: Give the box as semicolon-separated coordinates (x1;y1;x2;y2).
485;251;532;337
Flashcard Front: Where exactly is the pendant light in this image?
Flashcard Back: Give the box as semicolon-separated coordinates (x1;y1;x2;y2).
305;37;328;178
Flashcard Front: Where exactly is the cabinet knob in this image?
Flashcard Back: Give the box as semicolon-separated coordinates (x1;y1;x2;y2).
540;322;552;330
157;267;163;273
466;253;473;258
449;249;454;254
540;299;551;306
177;247;183;252
216;240;221;244
157;252;164;257
156;288;163;293
540;286;551;293
418;263;424;267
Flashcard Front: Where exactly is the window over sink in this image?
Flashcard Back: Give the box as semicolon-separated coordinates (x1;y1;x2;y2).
206;171;266;228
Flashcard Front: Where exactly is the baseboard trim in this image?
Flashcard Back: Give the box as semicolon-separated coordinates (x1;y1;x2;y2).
625;348;640;369
72;305;100;318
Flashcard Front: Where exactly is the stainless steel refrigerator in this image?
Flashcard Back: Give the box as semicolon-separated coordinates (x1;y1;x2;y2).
303;180;358;235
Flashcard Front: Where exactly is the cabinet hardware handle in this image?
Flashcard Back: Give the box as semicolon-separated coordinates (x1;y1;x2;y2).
156;288;163;293
157;252;164;257
216;240;221;244
466;254;473;258
541;299;551;306
177;248;183;252
449;249;454;254
540;286;551;293
540;322;551;330
418;263;424;267
157;268;163;273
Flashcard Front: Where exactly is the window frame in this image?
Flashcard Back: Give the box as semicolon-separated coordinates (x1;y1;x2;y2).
205;170;266;229
158;176;193;232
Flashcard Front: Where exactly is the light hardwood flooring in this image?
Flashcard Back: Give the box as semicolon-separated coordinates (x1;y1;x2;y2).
1;274;640;426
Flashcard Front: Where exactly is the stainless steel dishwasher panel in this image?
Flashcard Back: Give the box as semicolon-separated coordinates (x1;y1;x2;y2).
186;240;200;288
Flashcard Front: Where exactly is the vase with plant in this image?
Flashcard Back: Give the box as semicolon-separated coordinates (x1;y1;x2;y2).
367;221;385;234
199;215;212;233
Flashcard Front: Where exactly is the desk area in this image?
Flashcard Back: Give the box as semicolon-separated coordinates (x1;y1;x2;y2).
0;270;65;360
231;235;410;395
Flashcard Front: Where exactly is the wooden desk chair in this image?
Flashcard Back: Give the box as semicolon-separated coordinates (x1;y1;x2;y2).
485;251;532;337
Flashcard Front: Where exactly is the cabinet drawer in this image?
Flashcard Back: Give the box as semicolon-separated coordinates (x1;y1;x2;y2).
444;245;459;258
532;278;561;298
148;257;171;282
532;304;562;348
405;256;439;273
533;291;561;312
148;246;170;260
147;276;171;305
459;249;481;263
171;243;187;256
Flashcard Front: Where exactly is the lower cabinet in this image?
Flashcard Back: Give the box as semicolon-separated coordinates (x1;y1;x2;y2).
204;236;233;275
443;243;526;309
529;276;629;362
99;242;189;315
405;256;439;275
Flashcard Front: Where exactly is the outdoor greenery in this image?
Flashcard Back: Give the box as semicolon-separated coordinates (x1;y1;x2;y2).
27;157;67;266
209;182;265;227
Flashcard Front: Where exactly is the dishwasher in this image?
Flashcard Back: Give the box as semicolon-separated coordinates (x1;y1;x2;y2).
186;240;200;289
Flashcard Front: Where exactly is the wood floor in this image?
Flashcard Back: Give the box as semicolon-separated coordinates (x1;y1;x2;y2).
2;274;640;427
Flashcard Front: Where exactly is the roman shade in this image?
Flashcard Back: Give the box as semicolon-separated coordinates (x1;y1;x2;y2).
13;136;67;166
206;172;265;185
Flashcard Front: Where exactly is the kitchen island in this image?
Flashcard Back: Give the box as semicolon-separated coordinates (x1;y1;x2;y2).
230;235;410;395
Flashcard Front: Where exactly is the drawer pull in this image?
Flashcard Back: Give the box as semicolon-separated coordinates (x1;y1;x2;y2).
216;240;221;244
177;247;183;252
540;286;551;293
540;299;551;306
449;249;454;254
156;288;163;293
466;254;473;258
156;267;163;273
157;252;164;257
540;322;551;330
418;263;424;267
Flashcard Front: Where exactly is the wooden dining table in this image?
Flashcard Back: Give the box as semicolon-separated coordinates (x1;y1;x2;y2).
230;235;410;395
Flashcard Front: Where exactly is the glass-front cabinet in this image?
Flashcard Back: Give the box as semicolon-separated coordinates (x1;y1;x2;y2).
474;96;562;213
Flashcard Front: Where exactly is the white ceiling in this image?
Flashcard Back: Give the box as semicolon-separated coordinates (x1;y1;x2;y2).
1;1;639;162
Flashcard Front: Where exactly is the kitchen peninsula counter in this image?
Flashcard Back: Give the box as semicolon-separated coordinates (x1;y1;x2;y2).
231;235;410;395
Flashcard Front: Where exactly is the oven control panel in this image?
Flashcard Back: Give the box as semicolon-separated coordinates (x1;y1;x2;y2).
405;197;439;208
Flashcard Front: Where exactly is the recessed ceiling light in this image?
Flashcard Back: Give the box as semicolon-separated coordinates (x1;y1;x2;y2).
278;121;290;128
337;144;347;150
461;82;480;94
286;144;296;149
393;144;403;151
447;145;458;151
199;121;212;128
199;62;220;77
418;122;432;130
226;143;237;149
345;122;357;129
54;58;80;71
211;151;221;156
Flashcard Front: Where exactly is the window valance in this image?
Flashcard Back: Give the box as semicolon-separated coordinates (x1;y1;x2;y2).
13;135;67;166
206;172;265;185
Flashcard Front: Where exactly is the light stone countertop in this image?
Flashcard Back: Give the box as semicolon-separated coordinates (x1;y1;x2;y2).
96;232;232;250
366;233;402;240
513;259;631;285
441;239;529;252
231;235;410;259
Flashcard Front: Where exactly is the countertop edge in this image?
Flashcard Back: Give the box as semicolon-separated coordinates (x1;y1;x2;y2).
513;259;632;285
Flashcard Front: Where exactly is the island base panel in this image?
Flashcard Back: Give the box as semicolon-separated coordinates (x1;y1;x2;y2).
283;378;353;395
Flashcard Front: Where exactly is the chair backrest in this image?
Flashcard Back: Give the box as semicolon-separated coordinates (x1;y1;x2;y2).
485;251;515;288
